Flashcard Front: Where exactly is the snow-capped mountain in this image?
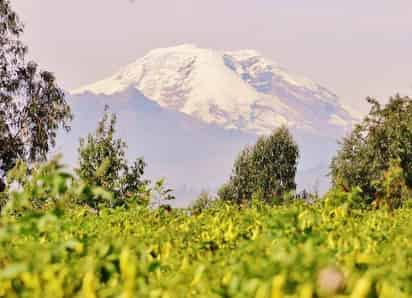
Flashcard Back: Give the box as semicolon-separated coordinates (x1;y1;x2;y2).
61;44;358;204
73;44;356;137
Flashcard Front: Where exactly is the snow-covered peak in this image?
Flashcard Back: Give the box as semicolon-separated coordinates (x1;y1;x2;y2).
73;44;356;137
223;49;338;104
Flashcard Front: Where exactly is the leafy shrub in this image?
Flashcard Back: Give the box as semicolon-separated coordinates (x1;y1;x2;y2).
372;159;411;210
331;95;412;203
3;157;74;214
77;107;149;207
222;126;299;204
189;191;215;214
2;156;115;213
217;181;236;202
323;186;366;210
150;178;175;208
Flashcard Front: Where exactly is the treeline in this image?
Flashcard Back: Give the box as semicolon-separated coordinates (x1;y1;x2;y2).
217;95;412;210
1;0;412;215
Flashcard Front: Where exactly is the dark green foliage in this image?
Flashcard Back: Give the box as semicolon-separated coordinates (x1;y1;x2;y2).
0;0;72;184
231;145;256;203
252;127;299;200
223;126;299;204
331;95;412;203
77;107;149;207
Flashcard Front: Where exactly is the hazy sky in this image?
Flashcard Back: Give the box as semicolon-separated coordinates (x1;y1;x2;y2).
12;0;412;112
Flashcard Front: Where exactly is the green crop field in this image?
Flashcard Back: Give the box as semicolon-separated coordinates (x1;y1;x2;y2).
1;201;412;298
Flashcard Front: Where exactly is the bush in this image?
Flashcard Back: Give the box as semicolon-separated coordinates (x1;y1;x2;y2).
372;159;411;210
189;191;215;214
222;126;299;204
217;181;236;202
2;157;115;213
77;107;149;207
323;186;365;210
150;178;175;208
331;95;412;203
3;157;74;213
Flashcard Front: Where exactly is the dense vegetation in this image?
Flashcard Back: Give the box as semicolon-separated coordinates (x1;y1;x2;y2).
77;107;150;208
1;185;412;297
1;1;412;297
219;126;299;205
331;95;412;206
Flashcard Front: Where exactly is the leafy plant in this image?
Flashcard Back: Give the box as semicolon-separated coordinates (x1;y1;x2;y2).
323;186;365;210
150;178;175;208
217;181;236;202
223;126;299;204
372;159;411;210
189;191;215;214
77;107;149;207
2;156;118;213
3;156;74;214
331;95;412;203
0;198;411;297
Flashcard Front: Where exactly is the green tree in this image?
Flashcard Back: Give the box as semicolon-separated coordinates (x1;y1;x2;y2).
77;107;148;206
231;145;256;204
217;181;236;203
373;159;411;210
0;0;72;188
331;95;412;203
223;126;299;204
252;127;299;201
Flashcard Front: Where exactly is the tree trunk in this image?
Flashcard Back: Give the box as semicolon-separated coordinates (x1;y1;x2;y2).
0;178;5;193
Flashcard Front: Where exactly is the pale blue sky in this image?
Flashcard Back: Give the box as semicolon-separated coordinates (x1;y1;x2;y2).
12;0;412;112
